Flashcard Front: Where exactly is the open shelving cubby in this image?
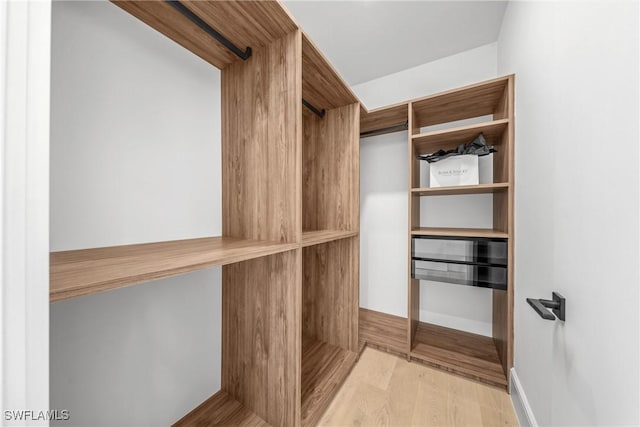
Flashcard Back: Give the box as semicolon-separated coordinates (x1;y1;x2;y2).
407;75;514;390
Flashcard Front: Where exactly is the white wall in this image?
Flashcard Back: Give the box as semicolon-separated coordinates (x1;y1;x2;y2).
498;1;639;425
356;43;499;336
50;2;221;426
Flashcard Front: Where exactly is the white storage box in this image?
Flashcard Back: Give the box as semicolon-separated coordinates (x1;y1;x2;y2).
429;154;479;188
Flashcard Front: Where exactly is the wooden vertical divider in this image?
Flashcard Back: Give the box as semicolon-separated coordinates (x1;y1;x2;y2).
408;103;420;353
221;30;303;426
491;75;515;385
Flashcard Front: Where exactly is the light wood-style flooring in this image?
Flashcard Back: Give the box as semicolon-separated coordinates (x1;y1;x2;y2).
318;347;519;426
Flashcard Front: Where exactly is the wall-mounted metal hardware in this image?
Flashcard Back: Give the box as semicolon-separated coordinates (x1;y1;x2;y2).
527;292;565;321
302;99;326;118
166;0;252;61
360;121;409;138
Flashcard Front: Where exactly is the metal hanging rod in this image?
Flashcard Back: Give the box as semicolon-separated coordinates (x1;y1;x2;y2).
360;121;408;138
302;99;326;118
166;0;252;61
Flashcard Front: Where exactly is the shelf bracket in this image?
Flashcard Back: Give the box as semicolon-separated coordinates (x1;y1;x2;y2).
360;121;408;138
302;99;326;118
166;0;252;61
527;292;566;321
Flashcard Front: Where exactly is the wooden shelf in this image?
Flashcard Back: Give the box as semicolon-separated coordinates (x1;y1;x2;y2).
410;322;507;389
412;118;509;155
360;102;409;138
50;237;299;302
112;1;298;70
301;338;358;427
411;183;509;196
411;227;508;239
172;390;269;427
411;76;510;128
301;230;358;247
302;33;360;111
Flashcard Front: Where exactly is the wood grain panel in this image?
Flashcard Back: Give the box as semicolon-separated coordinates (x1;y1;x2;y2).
301;230;358;247
222;31;301;244
411;183;509;196
302;103;359;233
222;250;301;427
411;322;507;389
302;34;360;111
412;119;508;156
50;237;298;302
492;75;515;388
360;102;409;137
301;338;358;427
112;1;236;68
173;391;270;427
359;308;408;355
408;104;421;351
411;76;511;128
411;227;509;239
302;237;359;352
112;1;298;70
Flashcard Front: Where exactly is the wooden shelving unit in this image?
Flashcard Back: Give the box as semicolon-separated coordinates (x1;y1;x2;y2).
407;75;515;390
52;2;360;426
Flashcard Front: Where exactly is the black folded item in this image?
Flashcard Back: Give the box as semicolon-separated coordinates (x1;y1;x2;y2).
417;133;497;163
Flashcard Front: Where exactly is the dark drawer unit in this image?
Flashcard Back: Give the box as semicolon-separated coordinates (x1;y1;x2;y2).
411;236;508;290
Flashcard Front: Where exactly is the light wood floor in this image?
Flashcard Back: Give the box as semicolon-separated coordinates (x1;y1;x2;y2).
318;347;519;426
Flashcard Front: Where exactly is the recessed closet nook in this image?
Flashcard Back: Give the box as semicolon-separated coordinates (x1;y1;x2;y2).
49;1;514;426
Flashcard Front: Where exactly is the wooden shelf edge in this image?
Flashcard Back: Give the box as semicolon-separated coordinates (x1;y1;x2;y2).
301;339;358;427
411;118;509;143
301;230;358;247
172;390;270;426
411;228;509;239
50;237;299;302
411;183;509;196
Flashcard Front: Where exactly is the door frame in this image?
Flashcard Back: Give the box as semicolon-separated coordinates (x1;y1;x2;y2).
1;0;51;423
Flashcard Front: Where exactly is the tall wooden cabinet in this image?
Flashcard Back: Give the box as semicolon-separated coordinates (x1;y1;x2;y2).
408;76;515;390
50;2;360;426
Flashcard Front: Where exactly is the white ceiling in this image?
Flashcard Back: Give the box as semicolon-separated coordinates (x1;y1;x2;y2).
283;1;508;85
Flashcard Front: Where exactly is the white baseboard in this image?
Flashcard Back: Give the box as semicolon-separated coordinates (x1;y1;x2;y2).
510;368;538;427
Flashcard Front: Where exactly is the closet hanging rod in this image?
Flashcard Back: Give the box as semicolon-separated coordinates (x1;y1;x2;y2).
360;121;409;138
302;99;326;118
166;0;252;61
